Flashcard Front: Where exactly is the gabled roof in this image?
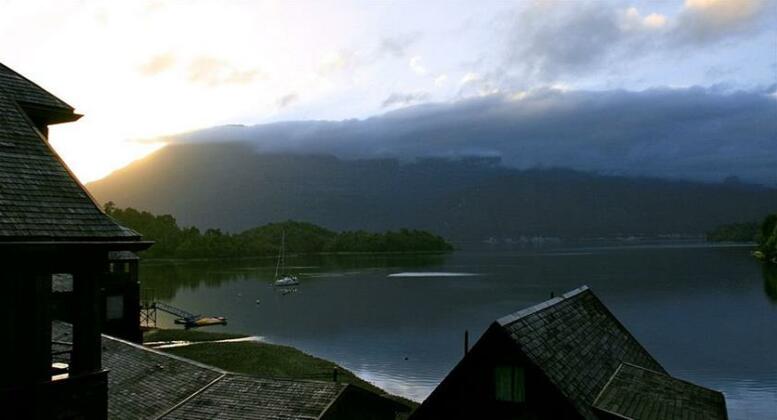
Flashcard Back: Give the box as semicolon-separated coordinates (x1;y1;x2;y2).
593;363;728;420
53;321;224;418
52;322;403;420
0;62;141;242
497;286;666;420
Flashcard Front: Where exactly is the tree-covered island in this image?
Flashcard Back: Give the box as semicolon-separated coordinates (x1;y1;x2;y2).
104;202;453;259
755;213;777;264
708;213;777;264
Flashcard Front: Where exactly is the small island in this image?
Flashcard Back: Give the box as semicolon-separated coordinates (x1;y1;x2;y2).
104;202;453;259
707;213;777;264
754;213;777;264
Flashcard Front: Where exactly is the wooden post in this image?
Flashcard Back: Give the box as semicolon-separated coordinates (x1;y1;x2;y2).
464;330;469;356
71;267;102;375
125;259;142;343
7;271;52;385
33;273;52;382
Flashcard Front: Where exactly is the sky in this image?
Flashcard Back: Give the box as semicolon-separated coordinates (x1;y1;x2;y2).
0;0;775;183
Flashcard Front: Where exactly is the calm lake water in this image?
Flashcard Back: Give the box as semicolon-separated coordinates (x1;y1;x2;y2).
142;243;777;420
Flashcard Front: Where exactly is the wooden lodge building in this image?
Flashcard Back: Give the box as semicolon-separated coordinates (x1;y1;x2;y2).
410;286;728;420
0;62;152;418
0;63;409;419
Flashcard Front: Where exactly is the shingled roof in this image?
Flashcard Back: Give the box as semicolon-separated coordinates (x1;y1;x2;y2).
52;322;404;419
495;286;727;420
0;63;74;114
163;375;347;420
593;363;728;420
0;63;140;242
53;321;224;418
496;286;667;420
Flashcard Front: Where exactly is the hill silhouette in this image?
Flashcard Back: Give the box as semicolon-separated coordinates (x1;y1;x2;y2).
88;142;777;242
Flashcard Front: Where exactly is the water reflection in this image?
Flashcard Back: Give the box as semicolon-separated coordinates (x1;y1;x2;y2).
140;253;447;300
764;264;777;303
139;245;776;420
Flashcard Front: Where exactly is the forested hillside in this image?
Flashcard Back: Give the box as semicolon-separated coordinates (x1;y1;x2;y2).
105;203;452;258
89;143;777;241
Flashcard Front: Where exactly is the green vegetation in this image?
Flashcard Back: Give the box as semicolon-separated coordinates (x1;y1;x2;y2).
706;214;777;264
167;342;381;391
706;222;760;242
756;213;777;264
143;329;416;409
105;202;453;259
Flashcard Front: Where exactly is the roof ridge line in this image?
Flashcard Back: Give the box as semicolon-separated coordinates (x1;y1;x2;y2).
592;362;625;409
154;372;227;420
316;383;351;420
497;285;590;326
101;333;227;374
618;362;726;394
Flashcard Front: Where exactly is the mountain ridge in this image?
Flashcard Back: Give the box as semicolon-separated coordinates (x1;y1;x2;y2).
87;142;777;241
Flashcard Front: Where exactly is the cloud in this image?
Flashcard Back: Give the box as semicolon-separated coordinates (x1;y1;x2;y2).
139;53;176;76
378;33;420;58
499;0;775;84
276;93;299;108
459;72;480;85
188;56;263;86
457;72;500;97
504;2;626;82
381;92;430;108
673;0;776;44
643;13;668;29
409;56;427;75
316;50;365;76
621;7;668;31
434;74;448;87
167;87;777;185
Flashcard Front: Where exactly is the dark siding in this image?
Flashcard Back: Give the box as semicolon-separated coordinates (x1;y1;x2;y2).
411;324;581;420
322;385;410;420
498;287;665;420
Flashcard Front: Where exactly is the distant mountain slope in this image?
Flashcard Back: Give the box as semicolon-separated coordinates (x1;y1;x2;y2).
87;142;777;240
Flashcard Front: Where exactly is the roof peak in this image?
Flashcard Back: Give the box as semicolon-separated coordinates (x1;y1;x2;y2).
496;285;590;326
0;62;74;111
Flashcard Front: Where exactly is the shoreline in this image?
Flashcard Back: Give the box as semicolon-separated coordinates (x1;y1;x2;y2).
142;328;418;410
139;239;759;263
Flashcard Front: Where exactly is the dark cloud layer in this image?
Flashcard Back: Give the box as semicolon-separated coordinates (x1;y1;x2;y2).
169;87;777;185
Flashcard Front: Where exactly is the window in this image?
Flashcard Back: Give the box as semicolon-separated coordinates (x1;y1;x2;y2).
494;365;525;402
106;295;124;320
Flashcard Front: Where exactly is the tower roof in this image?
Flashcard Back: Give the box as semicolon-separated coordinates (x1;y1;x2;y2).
0;62;141;243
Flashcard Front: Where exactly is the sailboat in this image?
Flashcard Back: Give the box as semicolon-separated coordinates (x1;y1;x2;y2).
273;231;300;286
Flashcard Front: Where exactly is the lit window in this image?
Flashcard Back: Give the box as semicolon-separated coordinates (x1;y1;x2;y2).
495;365;525;402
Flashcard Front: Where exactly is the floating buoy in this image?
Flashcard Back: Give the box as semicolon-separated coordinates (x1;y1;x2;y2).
255;299;261;305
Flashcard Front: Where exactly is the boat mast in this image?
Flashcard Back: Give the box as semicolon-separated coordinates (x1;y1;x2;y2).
275;230;285;279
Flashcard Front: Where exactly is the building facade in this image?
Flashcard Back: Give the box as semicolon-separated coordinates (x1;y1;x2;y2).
0;62;150;419
411;286;728;420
